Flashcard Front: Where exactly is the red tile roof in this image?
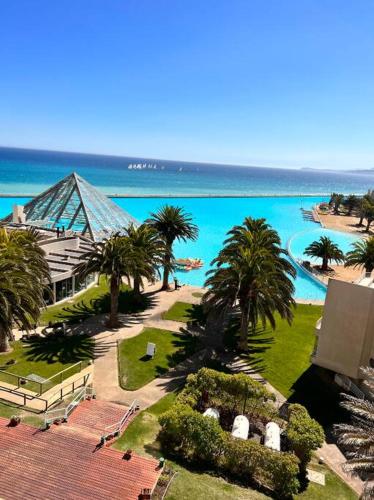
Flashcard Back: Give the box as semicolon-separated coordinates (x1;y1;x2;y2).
0;410;160;500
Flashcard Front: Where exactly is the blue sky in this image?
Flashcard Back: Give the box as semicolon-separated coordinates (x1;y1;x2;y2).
1;0;374;169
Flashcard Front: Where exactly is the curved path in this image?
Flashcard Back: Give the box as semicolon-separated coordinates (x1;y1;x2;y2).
88;282;203;408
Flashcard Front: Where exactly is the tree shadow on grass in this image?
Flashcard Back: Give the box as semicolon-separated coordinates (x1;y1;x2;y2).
185;304;207;326
149;334;201;378
24;333;95;364
287;365;349;439
49;289;154;326
223;316;274;374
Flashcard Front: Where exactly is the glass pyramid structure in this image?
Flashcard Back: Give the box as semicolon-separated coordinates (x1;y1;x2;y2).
2;172;139;241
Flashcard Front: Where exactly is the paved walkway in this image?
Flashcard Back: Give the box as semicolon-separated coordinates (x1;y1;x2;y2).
88;282;203;407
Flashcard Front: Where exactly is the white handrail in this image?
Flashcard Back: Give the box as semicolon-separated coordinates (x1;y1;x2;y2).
101;399;139;443
44;384;95;427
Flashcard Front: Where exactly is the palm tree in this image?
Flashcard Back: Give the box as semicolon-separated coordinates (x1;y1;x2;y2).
203;217;296;351
330;193;344;214
345;237;374;275
74;234;130;327
304;236;345;271
123;223;164;296
344;194;358;216
0;228;50;352
358;192;374;226
146;205;198;290
334;367;374;499
363;202;374;232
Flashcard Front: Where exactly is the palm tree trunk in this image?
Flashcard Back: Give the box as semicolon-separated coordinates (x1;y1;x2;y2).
133;277;141;296
161;251;171;291
358;215;364;226
239;303;249;351
322;257;328;271
108;276;120;328
0;326;10;353
365;220;371;232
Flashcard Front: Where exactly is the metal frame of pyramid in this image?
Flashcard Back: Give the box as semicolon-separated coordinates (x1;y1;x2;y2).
2;173;139;241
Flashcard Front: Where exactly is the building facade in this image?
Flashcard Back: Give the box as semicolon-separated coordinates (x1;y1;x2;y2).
312;276;374;387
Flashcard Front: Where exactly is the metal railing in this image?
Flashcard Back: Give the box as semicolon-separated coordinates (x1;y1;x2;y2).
0;372;91;412
100;399;139;443
44;384;95;428
0;360;90;396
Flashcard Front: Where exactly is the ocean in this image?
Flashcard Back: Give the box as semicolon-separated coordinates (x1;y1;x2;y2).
0;147;369;300
0;146;373;196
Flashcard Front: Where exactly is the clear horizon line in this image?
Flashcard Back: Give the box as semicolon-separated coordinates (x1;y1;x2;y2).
0;144;368;173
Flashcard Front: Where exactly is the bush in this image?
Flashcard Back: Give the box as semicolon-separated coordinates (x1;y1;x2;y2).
159;403;225;463
286;403;325;467
159;403;300;497
177;368;275;417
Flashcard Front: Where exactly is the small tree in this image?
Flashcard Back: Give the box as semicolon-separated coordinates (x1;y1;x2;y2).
286;404;325;469
304;236;345;271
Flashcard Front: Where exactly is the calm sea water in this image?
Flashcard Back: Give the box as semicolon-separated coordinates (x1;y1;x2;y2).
0;147;366;300
0;147;373;195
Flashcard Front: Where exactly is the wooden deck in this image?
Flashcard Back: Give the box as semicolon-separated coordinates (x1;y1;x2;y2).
0;402;160;500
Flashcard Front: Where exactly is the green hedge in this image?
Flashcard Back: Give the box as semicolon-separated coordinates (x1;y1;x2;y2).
159;402;300;497
286;403;325;467
177;367;276;419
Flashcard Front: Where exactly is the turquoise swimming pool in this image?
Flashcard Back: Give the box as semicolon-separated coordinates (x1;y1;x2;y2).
120;197;332;301
289;228;360;264
0;196;361;302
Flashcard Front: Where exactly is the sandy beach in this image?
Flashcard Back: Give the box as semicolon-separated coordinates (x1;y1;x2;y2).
313;207;370;284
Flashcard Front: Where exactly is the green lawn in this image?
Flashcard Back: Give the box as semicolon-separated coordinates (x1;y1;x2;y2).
161;301;205;324
113;391;177;454
244;303;347;427
0;335;93;393
246;303;323;398
118;327;199;390
39;276;148;326
0;401;45;427
113;391;357;500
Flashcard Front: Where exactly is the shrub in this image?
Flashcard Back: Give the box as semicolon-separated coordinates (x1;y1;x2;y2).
159;403;225;463
159;404;300;497
177;368;275;416
286;403;325;468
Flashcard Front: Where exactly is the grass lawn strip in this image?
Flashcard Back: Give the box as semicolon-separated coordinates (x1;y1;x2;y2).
39;278;108;325
161;301;205;324
246;303;323;398
118;327;199;390
39;276;146;326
